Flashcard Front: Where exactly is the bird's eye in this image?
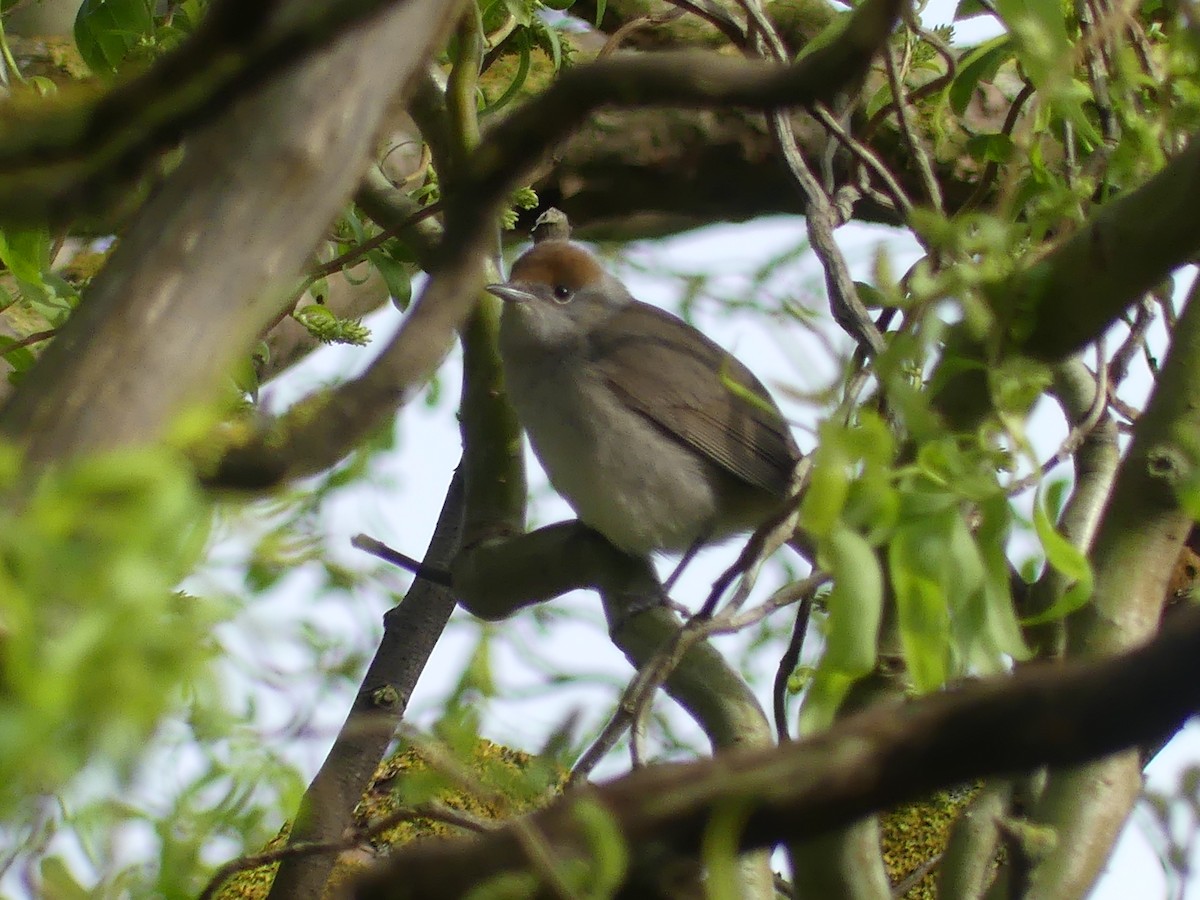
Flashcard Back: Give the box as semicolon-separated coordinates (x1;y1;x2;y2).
552;285;573;303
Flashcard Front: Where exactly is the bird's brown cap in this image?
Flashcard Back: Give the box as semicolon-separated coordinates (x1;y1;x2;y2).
508;240;606;291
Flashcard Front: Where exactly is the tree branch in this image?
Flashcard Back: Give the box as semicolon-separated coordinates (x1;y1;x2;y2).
0;0;464;462
1003;131;1200;362
264;471;464;900
450;0;902;232
352;604;1200;898
1018;271;1200;898
0;0;453;225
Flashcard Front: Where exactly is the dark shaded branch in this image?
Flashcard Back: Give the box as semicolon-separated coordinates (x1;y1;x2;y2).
265;472;464;900
0;0;454;225
1002;131;1200;362
452;521;648;620
353;605;1200;898
0;0;463;463
451;0;902;230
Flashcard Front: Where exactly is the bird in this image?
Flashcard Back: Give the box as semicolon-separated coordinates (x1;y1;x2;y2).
485;239;801;558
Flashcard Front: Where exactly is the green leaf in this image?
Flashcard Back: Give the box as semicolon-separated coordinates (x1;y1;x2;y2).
702;798;754;899
842;470;899;545
483;29;532;114
571;798;629;896
501;0;533;26
795;10;853;62
366;248;413;310
1022;484;1095;624
39;856;91;900
854;280;890;309
540;18;563;71
888;514;953;692
75;0;154;74
955;0;993;18
963;496;1031;666
798;443;848;539
799;527;883;733
0;227;50;286
820;527;884;674
948;35;1012;115
993;0;1101;144
965;133;1016;164
993;0;1070;85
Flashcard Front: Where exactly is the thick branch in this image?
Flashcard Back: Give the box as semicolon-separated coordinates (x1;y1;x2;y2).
452;521;647;620
0;0;463;461
353;605;1200;898
451;0;902;230
0;0;451;225
1002;131;1200;361
265;472;464;900
1018;277;1200;898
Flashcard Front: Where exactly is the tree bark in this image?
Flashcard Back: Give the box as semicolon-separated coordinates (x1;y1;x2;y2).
0;0;464;461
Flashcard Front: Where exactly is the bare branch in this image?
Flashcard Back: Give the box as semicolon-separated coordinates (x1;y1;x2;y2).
353;605;1200;898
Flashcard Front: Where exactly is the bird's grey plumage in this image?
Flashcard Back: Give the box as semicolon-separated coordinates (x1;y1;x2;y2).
588;301;799;496
489;239;801;555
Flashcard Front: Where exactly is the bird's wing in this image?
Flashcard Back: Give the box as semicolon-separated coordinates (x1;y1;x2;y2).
589;301;800;496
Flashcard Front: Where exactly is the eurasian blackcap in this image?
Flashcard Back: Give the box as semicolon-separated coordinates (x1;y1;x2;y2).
486;240;800;557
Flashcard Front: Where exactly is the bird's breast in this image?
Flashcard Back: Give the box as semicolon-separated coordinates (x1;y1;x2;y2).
501;352;725;555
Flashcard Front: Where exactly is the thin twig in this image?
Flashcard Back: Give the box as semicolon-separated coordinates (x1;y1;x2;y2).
891;852;944;897
1107;296;1155;389
773;594;814;741
696;457;812;620
569;705;633;786
771;110;886;356
813;102;913;218
883;41;944;213
599;8;687;57
308;202;442;281
962;81;1036;212
576;560;825;789
1008;340;1109;496
1108;393;1140;425
352;533;454;586
197;801;495;900
1078;0;1118;143
1;328;56;354
394;726;577;900
662;0;748;47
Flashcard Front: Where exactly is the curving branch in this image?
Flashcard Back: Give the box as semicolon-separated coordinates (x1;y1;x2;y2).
450;0;902;229
0;0;453;226
265;472;464;900
1001;131;1200;362
208;0;902;488
351;604;1200;898
0;0;465;462
1017;275;1200;897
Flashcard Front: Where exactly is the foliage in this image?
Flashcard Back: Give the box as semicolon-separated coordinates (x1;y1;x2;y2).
0;445;214;808
1;0;1199;895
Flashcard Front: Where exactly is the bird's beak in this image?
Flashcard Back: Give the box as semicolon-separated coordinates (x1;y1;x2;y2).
485;283;537;305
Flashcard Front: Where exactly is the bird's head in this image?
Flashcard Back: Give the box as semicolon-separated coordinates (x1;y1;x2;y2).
486;241;632;351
